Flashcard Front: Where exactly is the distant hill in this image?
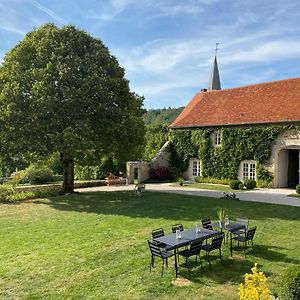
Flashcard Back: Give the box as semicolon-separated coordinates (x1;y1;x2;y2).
143;107;184;125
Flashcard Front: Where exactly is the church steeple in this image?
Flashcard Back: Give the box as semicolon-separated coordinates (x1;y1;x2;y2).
208;44;221;90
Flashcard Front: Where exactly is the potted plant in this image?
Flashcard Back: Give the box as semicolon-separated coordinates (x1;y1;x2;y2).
217;208;225;227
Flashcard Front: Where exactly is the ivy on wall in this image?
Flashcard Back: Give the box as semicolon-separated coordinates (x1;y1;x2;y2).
169;125;300;182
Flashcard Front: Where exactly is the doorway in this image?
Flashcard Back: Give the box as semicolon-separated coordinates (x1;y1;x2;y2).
288;149;299;187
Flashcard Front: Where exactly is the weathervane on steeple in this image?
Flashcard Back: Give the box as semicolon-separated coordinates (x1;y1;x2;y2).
215;42;219;57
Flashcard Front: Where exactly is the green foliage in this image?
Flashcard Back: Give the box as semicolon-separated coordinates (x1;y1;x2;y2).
281;265;300;300
0;23;145;190
143;124;169;161
239;182;245;190
22;164;54;184
194;176;230;185
0;185;15;202
143;107;184;125
296;184;300;195
0;185;62;203
169;126;293;180
178;177;184;186
217;208;225;220
74;157;123;180
244;179;257;189
230;180;242;190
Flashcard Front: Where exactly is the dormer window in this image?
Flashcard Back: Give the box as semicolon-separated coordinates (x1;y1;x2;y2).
211;130;222;147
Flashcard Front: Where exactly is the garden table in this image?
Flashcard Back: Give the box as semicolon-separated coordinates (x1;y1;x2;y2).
154;227;220;278
211;221;246;243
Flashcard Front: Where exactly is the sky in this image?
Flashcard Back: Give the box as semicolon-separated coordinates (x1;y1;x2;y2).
1;0;300;109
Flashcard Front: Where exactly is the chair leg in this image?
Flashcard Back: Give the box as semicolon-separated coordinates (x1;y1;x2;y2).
166;257;168;267
208;252;211;270
219;248;222;260
244;242;247;258
199;254;203;269
230;238;233;256
161;259;164;276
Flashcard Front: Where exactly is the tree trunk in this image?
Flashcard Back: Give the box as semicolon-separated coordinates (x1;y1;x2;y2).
60;153;74;194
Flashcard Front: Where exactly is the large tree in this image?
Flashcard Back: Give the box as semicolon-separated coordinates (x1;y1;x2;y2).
0;24;145;193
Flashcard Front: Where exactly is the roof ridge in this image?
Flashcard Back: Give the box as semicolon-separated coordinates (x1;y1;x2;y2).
204;77;300;93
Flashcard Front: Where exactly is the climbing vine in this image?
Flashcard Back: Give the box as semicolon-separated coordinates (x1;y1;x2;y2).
169;125;300;183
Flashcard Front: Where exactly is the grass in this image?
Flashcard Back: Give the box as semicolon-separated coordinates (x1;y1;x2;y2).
288;194;300;198
180;182;245;192
0;191;299;299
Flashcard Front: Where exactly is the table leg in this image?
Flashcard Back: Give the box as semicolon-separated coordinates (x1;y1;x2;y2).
174;248;178;278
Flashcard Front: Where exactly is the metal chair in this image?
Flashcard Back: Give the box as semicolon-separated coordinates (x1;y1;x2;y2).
151;228;165;239
172;224;184;233
201;234;224;269
178;239;203;268
201;216;213;230
230;226;256;258
231;217;249;236
148;240;174;276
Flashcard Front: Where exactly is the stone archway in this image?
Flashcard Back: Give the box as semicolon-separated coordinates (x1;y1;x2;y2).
266;129;300;188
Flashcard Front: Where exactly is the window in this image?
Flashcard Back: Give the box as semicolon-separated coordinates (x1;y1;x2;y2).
243;162;256;180
192;160;201;177
215;131;221;146
211;130;222;147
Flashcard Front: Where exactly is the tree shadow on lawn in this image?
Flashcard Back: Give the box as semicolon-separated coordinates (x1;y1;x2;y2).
38;190;300;222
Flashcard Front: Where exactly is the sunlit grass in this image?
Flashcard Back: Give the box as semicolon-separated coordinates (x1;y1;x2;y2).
0;191;299;299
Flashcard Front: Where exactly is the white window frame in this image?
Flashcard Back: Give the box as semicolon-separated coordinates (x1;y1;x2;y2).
192;160;201;177
211;130;222;147
242;161;256;180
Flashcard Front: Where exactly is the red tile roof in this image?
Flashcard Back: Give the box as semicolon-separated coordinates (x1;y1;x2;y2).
170;77;300;128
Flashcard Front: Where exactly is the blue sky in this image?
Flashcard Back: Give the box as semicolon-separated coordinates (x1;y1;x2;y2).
1;0;300;109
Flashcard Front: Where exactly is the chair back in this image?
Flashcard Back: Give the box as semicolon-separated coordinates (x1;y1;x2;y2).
189;239;203;254
201;216;213;230
148;240;162;258
152;228;164;239
245;227;256;241
210;235;224;251
236;217;249;229
172;224;184;233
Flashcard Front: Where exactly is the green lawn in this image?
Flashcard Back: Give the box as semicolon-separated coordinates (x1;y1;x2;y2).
0;191;299;299
181;182;244;192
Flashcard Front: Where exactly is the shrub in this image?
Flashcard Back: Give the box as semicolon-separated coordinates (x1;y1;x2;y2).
239;263;272;300
244;179;257;189
194;176;230;185
0;185;15;202
238;182;244;190
149;166;172;181
281;265;300;300
23;164;54;184
296;184;300;195
229;180;242;190
178;177;184;186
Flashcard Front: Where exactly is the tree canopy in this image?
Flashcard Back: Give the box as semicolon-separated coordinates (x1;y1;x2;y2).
0;24;145;191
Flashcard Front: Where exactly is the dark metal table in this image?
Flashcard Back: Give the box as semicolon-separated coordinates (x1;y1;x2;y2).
211;221;246;243
154;227;220;277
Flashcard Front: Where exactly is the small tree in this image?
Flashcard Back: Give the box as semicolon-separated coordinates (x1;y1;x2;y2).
0;24;145;193
239;263;272;300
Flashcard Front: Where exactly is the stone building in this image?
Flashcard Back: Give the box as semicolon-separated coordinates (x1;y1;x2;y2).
127;56;300;188
169;57;300;188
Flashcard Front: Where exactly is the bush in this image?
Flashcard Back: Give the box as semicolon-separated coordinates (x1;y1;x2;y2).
149;166;172;181
195;176;230;185
239;263;272;300
0;185;15;202
229;180;242;190
23;164;54;184
238;182;244;190
178;177;184;186
244;179;257;189
281;265;300;300
296;184;300;195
